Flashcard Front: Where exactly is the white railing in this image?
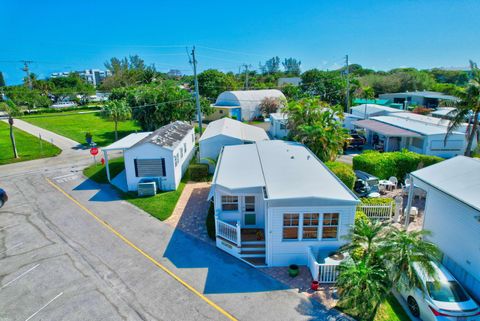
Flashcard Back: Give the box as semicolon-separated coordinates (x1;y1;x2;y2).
215;217;241;247
307;247;341;283
357;203;393;221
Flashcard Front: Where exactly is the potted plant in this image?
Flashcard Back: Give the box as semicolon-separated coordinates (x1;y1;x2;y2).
311;280;319;291
85;132;93;145
288;264;299;277
256;230;263;241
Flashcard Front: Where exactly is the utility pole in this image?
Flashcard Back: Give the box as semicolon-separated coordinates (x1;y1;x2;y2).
21;60;33;89
189;47;203;134
242;64;252;90
345;54;350;113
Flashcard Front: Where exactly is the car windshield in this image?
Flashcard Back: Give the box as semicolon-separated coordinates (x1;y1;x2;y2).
367;178;379;186
426;281;469;302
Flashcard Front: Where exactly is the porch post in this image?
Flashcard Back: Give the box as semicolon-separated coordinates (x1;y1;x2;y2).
236;220;241;247
404;178;415;229
104;150;111;182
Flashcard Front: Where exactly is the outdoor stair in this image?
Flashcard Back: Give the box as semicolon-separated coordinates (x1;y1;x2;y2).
240;240;266;267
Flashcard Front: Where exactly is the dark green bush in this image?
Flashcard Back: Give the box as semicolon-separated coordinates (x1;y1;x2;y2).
325;161;356;190
189;163;209;181
352;150;443;181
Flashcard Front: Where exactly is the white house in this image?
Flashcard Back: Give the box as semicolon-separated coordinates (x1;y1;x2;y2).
268;112;289;139
277;77;301;87
103;121;195;192
350;104;405;119
206;89;286;121
209;140;359;268
407;156;480;301
354;115;467;158
379;91;460;109
199;118;269;162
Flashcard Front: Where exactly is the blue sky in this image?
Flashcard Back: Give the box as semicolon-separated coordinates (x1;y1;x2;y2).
1;0;480;85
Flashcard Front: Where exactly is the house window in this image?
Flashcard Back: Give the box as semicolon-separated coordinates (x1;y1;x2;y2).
180;147;184;158
322;213;339;239
221;195;238;211
283;213;299;240
245;196;255;212
303;213;319;239
411;137;424;149
280;122;287;130
219;110;224;114
192;133;195;143
174;154;179;167
184;143;187;153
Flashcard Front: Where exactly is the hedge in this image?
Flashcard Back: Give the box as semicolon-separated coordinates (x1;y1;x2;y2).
352;150;443;181
189;163;209;181
206;202;216;240
325;161;356;190
359;197;396;212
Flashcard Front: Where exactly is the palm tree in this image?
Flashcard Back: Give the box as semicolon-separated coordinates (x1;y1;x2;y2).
444;60;480;156
342;218;386;262
101;99;132;141
285;98;348;161
0;100;22;158
382;228;441;291
337;259;390;320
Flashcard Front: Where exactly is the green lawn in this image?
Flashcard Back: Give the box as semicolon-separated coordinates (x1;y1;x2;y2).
374;294;410;321
339;294;410;321
0;122;61;165
83;157;125;184
22;112;142;146
83;159;188;221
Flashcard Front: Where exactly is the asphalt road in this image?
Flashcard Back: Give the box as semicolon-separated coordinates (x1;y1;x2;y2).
0;121;349;321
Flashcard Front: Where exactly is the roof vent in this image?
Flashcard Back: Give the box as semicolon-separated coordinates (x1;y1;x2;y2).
307;155;310;160
291;155;294;159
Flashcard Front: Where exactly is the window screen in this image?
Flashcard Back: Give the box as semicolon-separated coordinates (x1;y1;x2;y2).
134;159;166;177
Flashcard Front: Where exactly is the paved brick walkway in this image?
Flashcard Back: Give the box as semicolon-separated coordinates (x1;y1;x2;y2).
165;181;214;244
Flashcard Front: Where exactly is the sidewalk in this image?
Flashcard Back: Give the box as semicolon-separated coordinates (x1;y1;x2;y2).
2;118;82;154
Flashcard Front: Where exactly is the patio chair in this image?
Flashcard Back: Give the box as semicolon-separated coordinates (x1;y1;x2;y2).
388;176;398;189
378;184;386;195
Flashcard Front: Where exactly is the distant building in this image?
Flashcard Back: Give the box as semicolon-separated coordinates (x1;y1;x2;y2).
51;69;112;87
277;77;301;87
352;98;391;106
379;91;460;109
269;113;289;139
167;69;183;78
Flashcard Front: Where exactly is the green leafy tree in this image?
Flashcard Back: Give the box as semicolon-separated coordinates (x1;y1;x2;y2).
445;60;480;156
301;69;346;105
285;98;348;161
0;100;22;158
282;58;301;76
101;100;132;141
260;56;281;74
101;55;160;90
110;82;199;131
197;69;239;99
0;71;5;87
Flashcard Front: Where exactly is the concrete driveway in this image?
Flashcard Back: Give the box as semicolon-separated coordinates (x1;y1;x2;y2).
0;167;349;321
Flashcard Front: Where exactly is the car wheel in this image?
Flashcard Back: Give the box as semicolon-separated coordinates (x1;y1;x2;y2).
407;296;420;318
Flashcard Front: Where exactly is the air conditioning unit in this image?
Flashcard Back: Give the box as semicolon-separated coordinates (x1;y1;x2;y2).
138;181;157;197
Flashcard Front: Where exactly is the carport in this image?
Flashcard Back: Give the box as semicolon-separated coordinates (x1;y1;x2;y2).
102;132;151;182
354;119;422;152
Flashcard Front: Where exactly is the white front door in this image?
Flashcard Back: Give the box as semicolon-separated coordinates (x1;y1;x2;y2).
243;196;256;226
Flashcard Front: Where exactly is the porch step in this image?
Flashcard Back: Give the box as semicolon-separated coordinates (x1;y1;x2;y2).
241;240;265;246
240;249;266;255
241;257;267;267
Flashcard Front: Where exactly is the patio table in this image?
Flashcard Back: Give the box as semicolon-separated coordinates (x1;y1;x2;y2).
379;179;396;191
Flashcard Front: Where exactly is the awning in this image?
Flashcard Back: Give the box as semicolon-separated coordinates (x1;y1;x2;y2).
102;132;152;151
354;119;422;138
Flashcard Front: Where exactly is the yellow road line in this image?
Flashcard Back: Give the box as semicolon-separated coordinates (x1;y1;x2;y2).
46;178;238;321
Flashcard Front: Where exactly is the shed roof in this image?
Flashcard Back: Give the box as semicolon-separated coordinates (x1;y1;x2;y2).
379;91;460;101
133;121;193;150
213;140;358;203
431;107;457;117
103;132;152;151
214;89;285;107
350;104;405;116
354;119;422;137
371;116;463;136
410;156;480;212
269;112;288;120
199;118;269;142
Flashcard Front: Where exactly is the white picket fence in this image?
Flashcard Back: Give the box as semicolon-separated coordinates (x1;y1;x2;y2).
215;218;241;247
307;247;341;283
357;203;394;221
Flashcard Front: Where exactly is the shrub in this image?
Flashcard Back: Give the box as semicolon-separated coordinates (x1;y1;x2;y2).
355;210;369;225
189;163;209;181
206;201;216;240
325;161;356;190
359;197;395;212
353;150;443;181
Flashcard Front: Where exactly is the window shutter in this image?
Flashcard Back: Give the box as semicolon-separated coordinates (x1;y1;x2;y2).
161;158;166;176
134;159;139;177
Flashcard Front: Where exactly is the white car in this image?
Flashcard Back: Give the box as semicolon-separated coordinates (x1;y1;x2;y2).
51;101;77;108
400;261;479;321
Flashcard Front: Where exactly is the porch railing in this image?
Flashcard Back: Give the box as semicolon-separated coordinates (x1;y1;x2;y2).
307;247;341;283
357;203;393;221
215;217;241;247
